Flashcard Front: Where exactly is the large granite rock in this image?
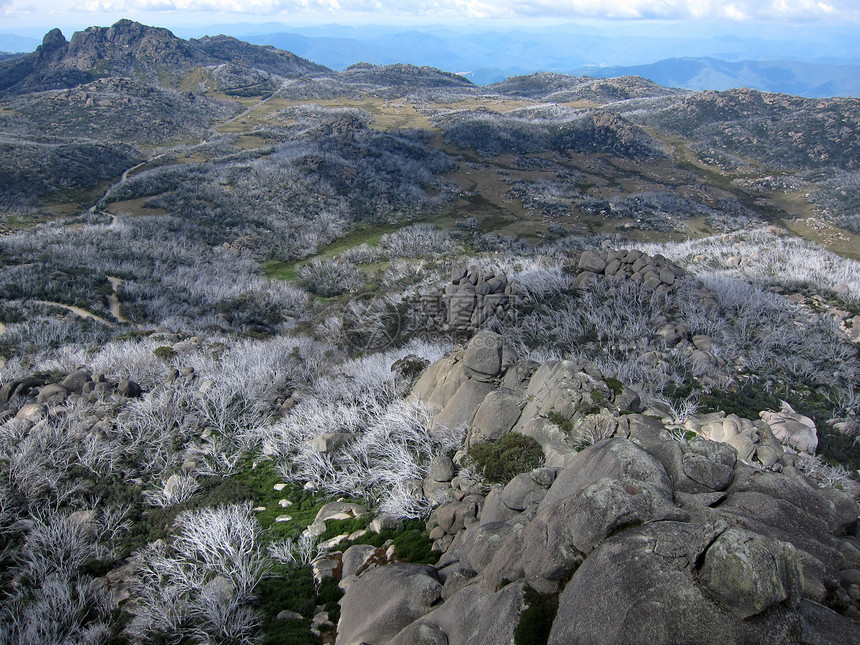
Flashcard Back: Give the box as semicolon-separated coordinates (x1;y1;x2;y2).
336;564;442;645
547;522;804;645
761;401;819;454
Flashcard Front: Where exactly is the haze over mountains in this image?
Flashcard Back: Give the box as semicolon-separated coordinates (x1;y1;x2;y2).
576;57;860;98
2;21;859;96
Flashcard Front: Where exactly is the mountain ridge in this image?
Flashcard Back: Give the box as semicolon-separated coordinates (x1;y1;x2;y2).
0;19;329;98
576;56;860;98
238;24;860;92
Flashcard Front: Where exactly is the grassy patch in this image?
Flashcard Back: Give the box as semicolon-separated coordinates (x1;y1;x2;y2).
262;260;299;282
234;459;336;538
263;220;426;282
349;518;438;565
314;222;404;258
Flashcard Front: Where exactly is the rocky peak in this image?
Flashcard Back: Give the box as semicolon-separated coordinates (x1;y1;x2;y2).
41;28;67;50
0;19;329;98
64;20;194;73
106;18;171;41
33;27;70;67
67;21;174;53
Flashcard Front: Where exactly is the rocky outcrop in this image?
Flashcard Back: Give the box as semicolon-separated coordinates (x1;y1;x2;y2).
0;19;329;98
681;407;818;472
339;431;860;643
444;265;518;330
337;564;442;645
340;63;475;89
0;369;142;408
489;71;682;103
571;247;710;299
337;332;860;644
413;329;820;483
547;522;804;645
761;401;819;454
413;331;629;469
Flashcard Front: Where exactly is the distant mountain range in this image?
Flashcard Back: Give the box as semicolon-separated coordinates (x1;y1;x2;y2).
576;57;860;98
3;22;860;97
0;33;40;53
238;24;860;96
2;20;859;235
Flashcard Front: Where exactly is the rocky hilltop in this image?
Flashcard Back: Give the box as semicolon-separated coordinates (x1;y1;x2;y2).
0;19;328;97
489;71;683;102
340;62;475;89
0;236;858;643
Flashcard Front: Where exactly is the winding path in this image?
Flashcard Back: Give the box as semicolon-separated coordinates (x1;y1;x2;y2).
33;300;113;325
216;92;276;131
33;274;136;326
120;150;172;184
95;89;278;230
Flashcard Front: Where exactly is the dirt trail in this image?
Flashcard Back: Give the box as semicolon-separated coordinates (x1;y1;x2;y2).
120;152;168;184
106;276;130;323
33;300;113;325
121;160;147;183
216;93;276;131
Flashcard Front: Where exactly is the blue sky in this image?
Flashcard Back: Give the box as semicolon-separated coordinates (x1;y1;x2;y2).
3;0;860;34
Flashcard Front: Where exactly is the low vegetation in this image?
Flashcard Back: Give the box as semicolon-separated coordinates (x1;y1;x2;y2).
467;432;545;483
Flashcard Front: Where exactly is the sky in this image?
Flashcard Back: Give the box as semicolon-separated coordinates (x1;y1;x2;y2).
3;0;860;36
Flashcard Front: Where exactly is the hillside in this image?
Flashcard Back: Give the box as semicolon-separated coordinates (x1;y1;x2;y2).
0;20;859;644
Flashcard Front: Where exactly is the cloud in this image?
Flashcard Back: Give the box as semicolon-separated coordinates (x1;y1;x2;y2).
50;0;860;22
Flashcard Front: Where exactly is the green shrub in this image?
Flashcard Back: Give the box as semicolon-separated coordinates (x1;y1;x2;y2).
153;346;177;362
467;433;544;484
316;579;343;606
391;354;430;382
605;377;624;396
547;411;572;434
514;589;559;645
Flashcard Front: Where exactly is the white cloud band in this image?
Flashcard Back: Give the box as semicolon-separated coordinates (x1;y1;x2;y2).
8;0;860;23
